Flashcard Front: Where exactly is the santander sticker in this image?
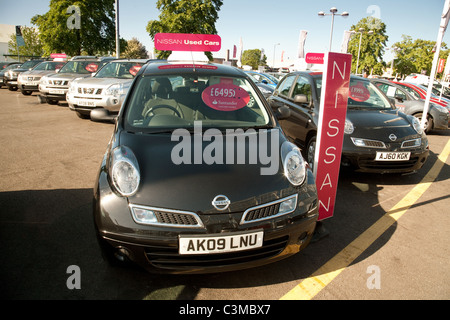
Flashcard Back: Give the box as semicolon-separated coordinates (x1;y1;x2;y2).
202;80;250;112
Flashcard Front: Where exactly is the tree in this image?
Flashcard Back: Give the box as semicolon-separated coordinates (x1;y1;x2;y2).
347;16;388;75
241;49;266;70
146;0;223;60
392;35;449;77
122;38;148;59
31;0;117;56
8;26;43;58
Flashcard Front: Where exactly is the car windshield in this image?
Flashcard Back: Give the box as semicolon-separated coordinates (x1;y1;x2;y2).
59;60;101;74
314;76;392;109
2;64;21;71
21;60;41;69
33;61;65;71
95;61;143;79
124;71;272;133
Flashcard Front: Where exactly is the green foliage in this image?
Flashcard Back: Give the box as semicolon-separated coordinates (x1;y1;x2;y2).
122;38;148;59
241;49;266;70
31;0;117;56
347;16;388;75
146;0;223;60
392;35;450;77
8;26;43;57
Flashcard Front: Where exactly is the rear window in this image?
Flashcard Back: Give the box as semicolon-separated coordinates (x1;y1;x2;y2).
124;71;272;132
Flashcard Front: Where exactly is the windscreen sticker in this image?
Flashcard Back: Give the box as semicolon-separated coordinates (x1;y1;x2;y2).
158;64;218;70
85;63;99;73
129;64;142;76
202;81;250;112
349;82;371;102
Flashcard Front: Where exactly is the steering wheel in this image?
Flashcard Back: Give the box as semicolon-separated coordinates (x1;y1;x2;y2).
143;104;183;119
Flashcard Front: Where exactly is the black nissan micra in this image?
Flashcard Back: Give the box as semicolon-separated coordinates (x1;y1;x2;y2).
93;57;319;274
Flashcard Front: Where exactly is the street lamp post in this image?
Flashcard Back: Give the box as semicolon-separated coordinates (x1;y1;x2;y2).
318;7;349;52
351;28;374;75
115;0;120;58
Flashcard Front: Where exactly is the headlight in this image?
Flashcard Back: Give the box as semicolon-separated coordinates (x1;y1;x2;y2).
344;119;354;134
110;146;140;196
41;76;49;85
407;115;423;135
105;83;123;96
281;142;306;186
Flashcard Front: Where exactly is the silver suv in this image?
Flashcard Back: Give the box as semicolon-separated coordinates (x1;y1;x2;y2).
18;61;66;96
67;59;149;119
38;57;114;105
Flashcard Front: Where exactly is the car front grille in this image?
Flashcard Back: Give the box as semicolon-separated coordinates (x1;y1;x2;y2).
144;235;289;269
49;80;69;86
77;87;103;95
243;203;280;223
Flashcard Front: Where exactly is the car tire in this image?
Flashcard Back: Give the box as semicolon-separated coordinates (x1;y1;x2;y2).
37;95;46;104
21;90;32;96
306;136;316;170
414;113;433;133
76;111;90;119
47;99;59;105
8;86;18;91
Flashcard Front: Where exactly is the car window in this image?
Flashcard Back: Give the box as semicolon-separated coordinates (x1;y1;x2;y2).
292;76;312;102
275;75;296;98
59;60;101;74
347;79;392;109
125;72;272;132
33;62;64;71
96;61;143;79
398;84;420;99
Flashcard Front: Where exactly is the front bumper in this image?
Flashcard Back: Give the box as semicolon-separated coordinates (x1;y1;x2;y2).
93;164;319;274
341;137;429;173
67;93;123;115
39;84;68;101
18;83;39;92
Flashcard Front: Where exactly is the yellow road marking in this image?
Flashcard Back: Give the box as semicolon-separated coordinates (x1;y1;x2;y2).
281;139;450;300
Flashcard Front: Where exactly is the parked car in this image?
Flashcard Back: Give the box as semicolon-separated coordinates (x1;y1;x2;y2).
0;61;20;70
245;71;279;88
3;59;45;91
371;79;449;132
268;71;429;174
0;63;22;88
17;61;67;96
67;59;149;119
393;81;449;109
93;59;319;274
38;57;114;105
245;72;274;98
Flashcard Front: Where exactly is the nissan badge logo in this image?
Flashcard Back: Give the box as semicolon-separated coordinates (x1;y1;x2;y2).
212;195;231;211
389;134;397;142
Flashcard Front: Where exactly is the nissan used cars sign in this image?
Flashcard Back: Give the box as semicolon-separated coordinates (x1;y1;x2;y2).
154;33;222;52
314;52;352;220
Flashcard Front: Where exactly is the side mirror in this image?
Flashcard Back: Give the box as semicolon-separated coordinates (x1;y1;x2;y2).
276;106;291;120
294;94;309;105
394;94;404;103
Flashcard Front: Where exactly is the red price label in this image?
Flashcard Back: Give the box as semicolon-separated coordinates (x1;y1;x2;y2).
202;83;250;111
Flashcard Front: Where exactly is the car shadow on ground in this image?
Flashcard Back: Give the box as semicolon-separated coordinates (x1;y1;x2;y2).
0;147;448;300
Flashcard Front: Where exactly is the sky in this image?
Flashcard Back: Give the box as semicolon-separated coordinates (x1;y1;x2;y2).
1;0;449;66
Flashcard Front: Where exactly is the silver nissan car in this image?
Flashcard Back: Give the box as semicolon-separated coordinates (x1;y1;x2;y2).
67;59;151;119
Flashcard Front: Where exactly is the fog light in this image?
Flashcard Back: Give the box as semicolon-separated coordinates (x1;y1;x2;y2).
278;195;297;215
131;206;157;224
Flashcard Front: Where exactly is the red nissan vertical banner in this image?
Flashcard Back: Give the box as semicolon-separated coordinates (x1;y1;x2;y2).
314;52;352;220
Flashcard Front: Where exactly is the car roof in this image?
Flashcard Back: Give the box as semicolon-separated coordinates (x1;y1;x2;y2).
140;61;247;78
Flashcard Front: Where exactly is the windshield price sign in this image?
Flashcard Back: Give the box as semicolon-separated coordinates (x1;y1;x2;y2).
155;33;222;52
314;52;352;220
